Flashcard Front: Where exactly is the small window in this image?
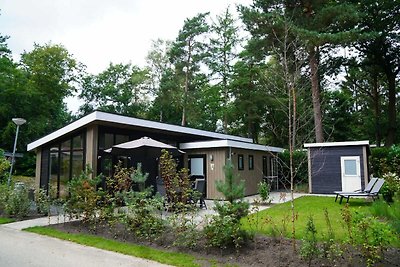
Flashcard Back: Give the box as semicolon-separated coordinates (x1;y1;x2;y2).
249;155;254;170
238;154;244;170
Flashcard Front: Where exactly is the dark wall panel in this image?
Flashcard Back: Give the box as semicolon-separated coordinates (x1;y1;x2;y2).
40;147;49;190
310;146;365;194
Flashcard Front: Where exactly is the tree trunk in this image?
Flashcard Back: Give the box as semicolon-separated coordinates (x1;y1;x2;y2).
385;72;396;146
309;46;324;143
371;75;381;147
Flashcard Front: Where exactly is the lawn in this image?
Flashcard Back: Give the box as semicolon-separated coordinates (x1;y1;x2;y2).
242;196;385;242
0;217;15;224
24;226;200;267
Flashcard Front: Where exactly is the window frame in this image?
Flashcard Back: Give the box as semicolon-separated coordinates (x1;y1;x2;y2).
248;155;254;170
238;154;244;170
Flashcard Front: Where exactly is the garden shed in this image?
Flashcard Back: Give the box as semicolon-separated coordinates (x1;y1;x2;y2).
304;141;370;194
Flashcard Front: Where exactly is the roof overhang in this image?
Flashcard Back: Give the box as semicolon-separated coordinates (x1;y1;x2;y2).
27;111;253;151
180;140;284;153
304;140;369;148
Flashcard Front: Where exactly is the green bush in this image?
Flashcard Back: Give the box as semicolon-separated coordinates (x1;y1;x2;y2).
123;189;165;241
64;169;102;225
5;185;31;218
0;149;11;183
205;161;252;250
0;183;11;214
168;212;201;249
258;180;271;203
370;195;400;234
35;188;51;215
204;214;251;250
278;149;308;186
380;172;400;202
300;216;320;267
352;214;395;267
370;145;400;178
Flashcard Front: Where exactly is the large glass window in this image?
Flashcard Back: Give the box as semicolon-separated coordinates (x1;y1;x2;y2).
115;134;129;145
49;148;59;199
46;133;85;198
59;151;70;199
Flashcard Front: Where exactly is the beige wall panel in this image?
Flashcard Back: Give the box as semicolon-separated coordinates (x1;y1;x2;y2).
231;148;269;196
85;125;98;177
35;149;41;190
185;148;275;199
185;148;227;199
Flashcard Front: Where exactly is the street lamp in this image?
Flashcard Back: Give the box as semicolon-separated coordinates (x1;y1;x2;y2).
8;118;26;187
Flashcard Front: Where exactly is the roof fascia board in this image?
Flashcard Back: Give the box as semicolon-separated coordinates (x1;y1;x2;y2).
96;112;252;143
304;140;369;148
27;111;253;151
27;112;97;151
180;140;284;153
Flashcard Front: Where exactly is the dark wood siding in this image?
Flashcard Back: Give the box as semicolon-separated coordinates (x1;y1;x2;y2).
40;147;49;190
310;146;365;193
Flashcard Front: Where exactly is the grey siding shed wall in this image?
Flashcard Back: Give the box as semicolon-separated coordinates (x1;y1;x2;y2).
309;146;366;194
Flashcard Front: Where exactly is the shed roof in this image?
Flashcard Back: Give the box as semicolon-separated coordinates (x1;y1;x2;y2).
304;140;369;148
180;140;284;153
27;111;253;151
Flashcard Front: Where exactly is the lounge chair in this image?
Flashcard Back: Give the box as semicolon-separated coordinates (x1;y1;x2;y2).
337;178;385;204
334;177;378;202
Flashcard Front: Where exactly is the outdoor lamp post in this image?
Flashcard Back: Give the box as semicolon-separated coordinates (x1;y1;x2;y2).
8;118;26;187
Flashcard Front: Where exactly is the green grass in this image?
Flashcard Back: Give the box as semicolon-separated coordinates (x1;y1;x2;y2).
0;217;15;224
24;226;200;267
242;196;375;242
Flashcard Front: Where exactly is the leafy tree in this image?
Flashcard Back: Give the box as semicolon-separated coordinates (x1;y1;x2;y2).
169;12;210;126
206;8;241;132
230;48;267;142
79;63;151;117
351;0;400;146
145;38;172;95
1;42;81;175
240;0;362;142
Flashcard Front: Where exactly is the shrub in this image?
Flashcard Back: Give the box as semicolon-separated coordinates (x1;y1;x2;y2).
352;215;395;267
370;145;400;178
0;149;11;183
205;161;252;250
64;169;102;225
300;216;320;267
35;187;51;215
168;212;201;249
258;180;271;203
0;183;11;214
123;189;165;241
204;214;251;250
380;172;400;203
5;185;31;218
159;150;194;211
278;149;308;187
370;196;400;234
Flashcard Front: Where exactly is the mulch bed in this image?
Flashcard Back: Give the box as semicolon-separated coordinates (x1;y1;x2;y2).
49;221;400;267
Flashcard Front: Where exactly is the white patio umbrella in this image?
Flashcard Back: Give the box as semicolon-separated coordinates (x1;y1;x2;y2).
104;136;184;157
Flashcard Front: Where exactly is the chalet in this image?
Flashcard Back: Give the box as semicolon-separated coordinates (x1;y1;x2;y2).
27;111;283;199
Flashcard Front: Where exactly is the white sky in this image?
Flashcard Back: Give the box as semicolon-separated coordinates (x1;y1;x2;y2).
0;0;252;73
0;0;252;113
0;0;252;112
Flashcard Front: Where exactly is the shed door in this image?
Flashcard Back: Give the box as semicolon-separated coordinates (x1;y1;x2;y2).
340;156;361;192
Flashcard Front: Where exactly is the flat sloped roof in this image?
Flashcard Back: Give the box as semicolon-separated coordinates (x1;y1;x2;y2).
180;140;284;153
27;111;253;151
304;140;369;148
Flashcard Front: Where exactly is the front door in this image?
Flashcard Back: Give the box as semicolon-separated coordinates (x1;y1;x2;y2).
340;156;361;192
188;155;207;197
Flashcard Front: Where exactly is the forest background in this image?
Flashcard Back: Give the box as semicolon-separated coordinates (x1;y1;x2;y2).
0;0;399;176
